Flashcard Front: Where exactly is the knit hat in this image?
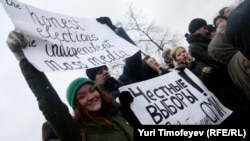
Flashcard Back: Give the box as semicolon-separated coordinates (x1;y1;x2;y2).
188;18;207;34
66;77;95;108
86;65;108;81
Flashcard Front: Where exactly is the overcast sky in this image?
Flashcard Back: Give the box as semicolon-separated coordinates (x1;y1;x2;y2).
0;0;238;141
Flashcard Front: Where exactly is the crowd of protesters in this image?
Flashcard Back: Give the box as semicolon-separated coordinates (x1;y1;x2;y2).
4;1;250;141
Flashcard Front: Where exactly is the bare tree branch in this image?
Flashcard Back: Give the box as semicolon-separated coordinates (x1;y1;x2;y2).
124;5;183;56
111;4;184;78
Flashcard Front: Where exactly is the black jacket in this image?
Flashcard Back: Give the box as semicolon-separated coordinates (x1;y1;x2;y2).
226;0;250;60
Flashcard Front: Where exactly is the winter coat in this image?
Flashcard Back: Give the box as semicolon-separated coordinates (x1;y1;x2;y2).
186;33;231;81
207;24;250;126
186;33;216;64
177;33;250;126
226;0;250;60
208;23;250;101
19;58;134;141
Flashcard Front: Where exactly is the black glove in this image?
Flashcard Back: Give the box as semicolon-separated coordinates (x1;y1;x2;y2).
6;30;28;60
96;17;116;31
119;91;133;106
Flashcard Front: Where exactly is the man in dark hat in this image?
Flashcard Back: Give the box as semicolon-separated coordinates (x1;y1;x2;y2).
185;18;216;64
86;65;109;85
86;65;123;99
188;18;207;35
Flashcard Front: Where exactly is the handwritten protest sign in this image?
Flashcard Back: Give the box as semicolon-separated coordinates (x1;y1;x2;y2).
119;69;232;125
1;0;139;72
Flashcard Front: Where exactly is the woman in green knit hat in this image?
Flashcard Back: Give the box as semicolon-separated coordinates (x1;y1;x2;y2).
66;77;134;141
6;30;134;141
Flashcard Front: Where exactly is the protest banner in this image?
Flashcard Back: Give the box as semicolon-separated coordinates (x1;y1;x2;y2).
119;69;232;125
1;0;139;72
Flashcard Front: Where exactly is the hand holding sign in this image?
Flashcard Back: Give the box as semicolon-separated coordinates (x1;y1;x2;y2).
6;30;28;60
96;17;117;31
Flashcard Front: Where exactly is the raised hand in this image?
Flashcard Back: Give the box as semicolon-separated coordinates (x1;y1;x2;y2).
96;17;116;31
6;30;28;60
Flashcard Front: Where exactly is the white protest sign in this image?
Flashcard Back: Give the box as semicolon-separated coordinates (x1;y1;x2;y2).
119;69;232;125
1;0;139;72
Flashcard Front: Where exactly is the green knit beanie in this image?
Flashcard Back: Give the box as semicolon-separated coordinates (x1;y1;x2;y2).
66;77;95;108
